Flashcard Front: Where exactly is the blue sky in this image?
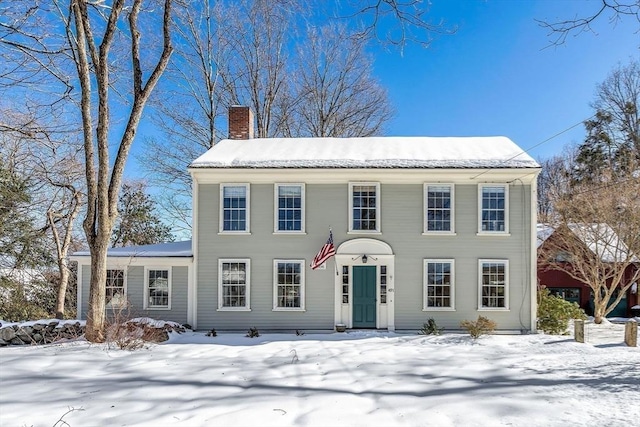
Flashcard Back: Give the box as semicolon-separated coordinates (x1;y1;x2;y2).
371;0;638;160
128;1;638;180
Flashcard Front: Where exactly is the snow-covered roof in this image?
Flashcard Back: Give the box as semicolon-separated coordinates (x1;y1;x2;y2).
537;223;637;262
189;137;540;169
72;240;192;258
536;224;555;248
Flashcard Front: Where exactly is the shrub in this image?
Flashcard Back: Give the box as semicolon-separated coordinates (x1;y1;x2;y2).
419;318;443;335
0;277;51;322
537;287;587;335
206;328;217;337
246;327;260;338
105;303;169;350
460;316;497;339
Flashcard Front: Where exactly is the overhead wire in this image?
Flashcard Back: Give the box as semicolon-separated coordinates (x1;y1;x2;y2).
471;114;596;181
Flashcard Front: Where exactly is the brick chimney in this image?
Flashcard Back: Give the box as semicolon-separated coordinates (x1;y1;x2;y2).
228;106;254;139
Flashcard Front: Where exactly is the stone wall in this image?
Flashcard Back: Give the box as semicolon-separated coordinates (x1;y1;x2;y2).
0;320;84;346
0;318;188;346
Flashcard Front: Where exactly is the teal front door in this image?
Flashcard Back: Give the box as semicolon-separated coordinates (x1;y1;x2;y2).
353;266;377;328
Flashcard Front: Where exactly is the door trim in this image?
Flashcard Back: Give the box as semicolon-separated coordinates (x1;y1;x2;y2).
334;238;395;331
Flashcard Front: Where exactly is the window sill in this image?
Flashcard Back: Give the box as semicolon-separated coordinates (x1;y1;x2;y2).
217;308;252;312
478;308;510;312
273;231;307;235
476;232;511;237
272;308;306;312
347;231;382;235
423;307;456;312
218;231;251;235
144;307;171;311
422;232;457;236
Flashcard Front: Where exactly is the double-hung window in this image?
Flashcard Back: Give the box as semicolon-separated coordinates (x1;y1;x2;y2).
479;259;509;310
218;259;250;310
424;184;454;233
424;260;455;310
220;184;249;232
273;260;305;310
479;184;508;233
145;268;170;309
349;182;380;232
106;269;126;308
274;184;305;233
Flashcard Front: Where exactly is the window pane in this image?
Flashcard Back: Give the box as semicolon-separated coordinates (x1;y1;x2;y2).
276;261;303;308
277;185;302;231
425;262;453;308
222;186;247;231
481;261;506;308
427;185;452;231
481;186;505;232
352;185;377;230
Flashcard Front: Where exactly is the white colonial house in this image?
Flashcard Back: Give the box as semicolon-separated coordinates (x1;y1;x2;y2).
72;107;541;332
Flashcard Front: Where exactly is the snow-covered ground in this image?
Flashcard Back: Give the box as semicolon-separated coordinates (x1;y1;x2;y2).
1;320;638;427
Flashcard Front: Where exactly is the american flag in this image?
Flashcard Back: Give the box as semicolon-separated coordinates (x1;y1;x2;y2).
311;230;336;270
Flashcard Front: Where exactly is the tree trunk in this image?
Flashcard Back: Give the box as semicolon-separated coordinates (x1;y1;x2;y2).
54;257;70;319
593;303;606;324
84;237;110;342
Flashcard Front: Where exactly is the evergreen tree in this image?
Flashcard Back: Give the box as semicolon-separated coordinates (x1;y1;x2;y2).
574;59;640;182
0;163;49;269
111;182;174;248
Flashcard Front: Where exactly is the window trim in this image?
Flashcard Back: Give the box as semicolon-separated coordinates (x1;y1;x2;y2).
105;268;127;309
217;258;251;311
348;182;381;233
478;259;509;311
272;259;306;311
273;183;306;234
143;267;172;310
423;259;456;311
477;184;509;235
423;183;455;235
219;183;250;234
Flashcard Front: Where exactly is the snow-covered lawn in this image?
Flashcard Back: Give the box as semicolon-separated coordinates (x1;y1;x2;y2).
1;321;638;427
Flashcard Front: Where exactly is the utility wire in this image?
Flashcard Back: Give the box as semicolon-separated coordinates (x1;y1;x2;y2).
471;114;595;180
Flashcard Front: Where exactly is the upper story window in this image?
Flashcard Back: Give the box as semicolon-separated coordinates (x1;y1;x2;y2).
274;184;305;233
479;259;509;310
106;269;126;308
425;184;454;233
273;260;305;310
145;268;170;309
479;184;508;233
220;184;249;232
349;182;380;232
218;259;250;310
424;260;454;310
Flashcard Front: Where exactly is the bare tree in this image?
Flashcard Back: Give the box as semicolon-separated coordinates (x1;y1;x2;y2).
0;109;84;319
537;155;571;223
2;0;177;339
63;0;175;342
592;58;640;159
339;0;456;47
283;23;393;137
573;59;640;182
537;0;640;46
39;152;84;319
220;0;294;138
540;169;640;323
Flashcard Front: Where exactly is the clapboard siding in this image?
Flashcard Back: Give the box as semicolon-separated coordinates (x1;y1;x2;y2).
195;180;534;331
196;183;345;330
77;263;190;325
